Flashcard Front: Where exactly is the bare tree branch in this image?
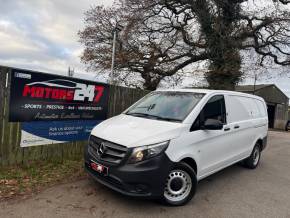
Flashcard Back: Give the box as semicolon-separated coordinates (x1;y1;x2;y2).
79;0;290;90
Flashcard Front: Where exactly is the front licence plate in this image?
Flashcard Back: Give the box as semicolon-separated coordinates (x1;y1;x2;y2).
90;160;108;176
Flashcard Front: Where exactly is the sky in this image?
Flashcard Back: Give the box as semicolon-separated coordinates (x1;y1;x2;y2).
0;0;289;98
0;0;113;76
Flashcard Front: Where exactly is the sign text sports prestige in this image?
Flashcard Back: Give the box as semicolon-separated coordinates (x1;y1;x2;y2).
9;69;109;122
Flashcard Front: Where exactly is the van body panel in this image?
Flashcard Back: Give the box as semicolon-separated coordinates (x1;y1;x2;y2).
166;127;238;179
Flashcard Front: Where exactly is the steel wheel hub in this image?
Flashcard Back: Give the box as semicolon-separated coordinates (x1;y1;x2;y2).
164;170;192;202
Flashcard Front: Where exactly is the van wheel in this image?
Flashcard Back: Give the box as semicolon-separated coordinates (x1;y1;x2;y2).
161;162;197;206
243;144;261;169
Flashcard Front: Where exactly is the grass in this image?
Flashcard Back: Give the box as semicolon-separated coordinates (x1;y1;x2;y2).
0;159;86;201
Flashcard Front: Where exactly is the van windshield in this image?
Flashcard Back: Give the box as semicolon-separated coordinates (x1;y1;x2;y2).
125;92;205;122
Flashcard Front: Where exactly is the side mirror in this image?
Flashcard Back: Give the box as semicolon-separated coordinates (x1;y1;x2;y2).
202;119;223;130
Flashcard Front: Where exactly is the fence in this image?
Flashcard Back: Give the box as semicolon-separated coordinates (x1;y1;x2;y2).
0;66;148;166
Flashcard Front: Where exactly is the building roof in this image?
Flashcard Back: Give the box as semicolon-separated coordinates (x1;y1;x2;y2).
236;84;289;101
235;84;273;92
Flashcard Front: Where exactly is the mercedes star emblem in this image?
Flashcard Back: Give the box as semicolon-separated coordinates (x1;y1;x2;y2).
97;142;106;156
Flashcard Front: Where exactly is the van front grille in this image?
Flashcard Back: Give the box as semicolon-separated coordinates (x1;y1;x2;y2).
88;135;128;165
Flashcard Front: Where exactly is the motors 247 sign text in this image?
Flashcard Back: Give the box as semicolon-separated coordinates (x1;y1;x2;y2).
9;68;110;122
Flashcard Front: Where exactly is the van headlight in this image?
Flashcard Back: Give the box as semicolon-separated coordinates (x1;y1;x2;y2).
128;141;170;164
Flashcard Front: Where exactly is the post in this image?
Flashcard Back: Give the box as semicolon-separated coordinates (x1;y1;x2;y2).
68;66;74;77
0;68;5;166
110;30;117;84
253;73;257;95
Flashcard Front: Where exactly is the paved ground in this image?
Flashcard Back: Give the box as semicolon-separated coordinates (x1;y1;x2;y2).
1;131;290;218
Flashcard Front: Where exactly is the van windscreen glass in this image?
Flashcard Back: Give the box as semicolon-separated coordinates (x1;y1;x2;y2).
125;92;205;122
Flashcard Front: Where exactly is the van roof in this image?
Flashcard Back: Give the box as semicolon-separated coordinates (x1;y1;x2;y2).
156;88;265;101
157;88;213;94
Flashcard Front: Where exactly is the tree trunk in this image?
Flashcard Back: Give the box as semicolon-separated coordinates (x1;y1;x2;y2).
206;49;242;90
143;77;161;91
141;71;162;91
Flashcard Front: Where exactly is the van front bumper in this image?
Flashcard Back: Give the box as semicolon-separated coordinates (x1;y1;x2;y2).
84;146;174;198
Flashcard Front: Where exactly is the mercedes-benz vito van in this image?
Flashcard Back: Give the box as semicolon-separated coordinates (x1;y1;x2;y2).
85;89;268;206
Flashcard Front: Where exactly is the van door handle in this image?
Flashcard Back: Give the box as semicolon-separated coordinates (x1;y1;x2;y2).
224;127;231;131
234;125;240;129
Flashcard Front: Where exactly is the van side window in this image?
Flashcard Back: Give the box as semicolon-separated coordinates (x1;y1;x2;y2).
191;95;226;131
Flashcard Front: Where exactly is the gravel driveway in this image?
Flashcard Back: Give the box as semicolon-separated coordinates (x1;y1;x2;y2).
1;131;290;218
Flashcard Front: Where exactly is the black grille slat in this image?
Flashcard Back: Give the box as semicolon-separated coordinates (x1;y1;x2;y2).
105;150;126;158
88;136;128;164
88;147;99;160
103;142;127;152
89;142;99;151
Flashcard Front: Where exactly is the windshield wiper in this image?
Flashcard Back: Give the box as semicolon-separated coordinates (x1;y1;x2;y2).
135;104;156;111
155;116;182;122
126;112;181;122
126;112;151;117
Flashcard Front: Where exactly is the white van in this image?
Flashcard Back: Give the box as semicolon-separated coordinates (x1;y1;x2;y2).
85;89;268;206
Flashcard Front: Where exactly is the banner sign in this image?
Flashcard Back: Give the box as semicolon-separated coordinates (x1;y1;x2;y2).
9;68;110;122
21;120;102;147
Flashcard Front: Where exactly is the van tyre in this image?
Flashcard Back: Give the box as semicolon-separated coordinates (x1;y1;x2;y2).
161;162;197;206
244;144;261;169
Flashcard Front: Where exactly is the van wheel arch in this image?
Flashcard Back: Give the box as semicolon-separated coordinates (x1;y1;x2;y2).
180;157;197;174
256;138;263;151
243;142;261;169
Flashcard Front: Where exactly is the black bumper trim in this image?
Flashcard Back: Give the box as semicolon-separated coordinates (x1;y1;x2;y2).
262;135;268;150
85;164;152;198
85;145;174;199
